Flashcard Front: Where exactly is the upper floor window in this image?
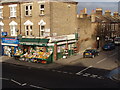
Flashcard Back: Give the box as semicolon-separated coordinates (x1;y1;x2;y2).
25;5;32;16
9;4;17;18
40;4;44;15
0;6;3;18
0;21;4;32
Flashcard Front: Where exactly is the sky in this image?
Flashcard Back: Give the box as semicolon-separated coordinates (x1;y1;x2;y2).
76;0;119;2
77;2;119;15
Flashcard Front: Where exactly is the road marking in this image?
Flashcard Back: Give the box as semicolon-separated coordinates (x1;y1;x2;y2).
52;70;56;72
76;66;93;75
69;72;73;74
96;58;107;64
90;74;98;78
82;73;91;77
97;76;104;79
22;83;27;86
57;71;61;73
30;85;49;90
63;71;68;74
0;77;9;80
109;53;117;57
11;79;22;86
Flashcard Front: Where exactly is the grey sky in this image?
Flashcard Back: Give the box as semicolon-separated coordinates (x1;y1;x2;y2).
77;2;118;15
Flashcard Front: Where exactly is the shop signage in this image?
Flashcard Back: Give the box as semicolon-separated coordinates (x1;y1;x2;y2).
20;42;47;46
48;34;76;42
2;32;7;36
2;38;19;44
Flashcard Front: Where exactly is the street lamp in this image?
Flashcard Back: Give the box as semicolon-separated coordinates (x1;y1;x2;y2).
97;36;100;49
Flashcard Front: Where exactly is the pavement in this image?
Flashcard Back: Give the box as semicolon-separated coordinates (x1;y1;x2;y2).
0;52;83;70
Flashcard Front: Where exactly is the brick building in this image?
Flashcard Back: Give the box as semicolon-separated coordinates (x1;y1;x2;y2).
77;8;120;52
0;0;79;62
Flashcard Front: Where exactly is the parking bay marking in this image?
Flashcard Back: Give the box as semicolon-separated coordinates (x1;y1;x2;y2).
76;65;93;75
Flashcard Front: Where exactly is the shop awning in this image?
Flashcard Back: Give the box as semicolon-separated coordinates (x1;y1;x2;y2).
19;38;49;46
20;38;49;43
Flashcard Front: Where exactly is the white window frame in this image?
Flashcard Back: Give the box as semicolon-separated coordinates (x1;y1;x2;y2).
0;6;3;18
25;5;32;16
40;25;45;36
40;4;45;15
0;25;4;32
10;25;17;36
25;25;33;36
9;4;17;18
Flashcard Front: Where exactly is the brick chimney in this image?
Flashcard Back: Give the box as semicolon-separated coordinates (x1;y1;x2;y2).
113;12;119;17
105;10;111;16
79;8;88;18
96;8;102;15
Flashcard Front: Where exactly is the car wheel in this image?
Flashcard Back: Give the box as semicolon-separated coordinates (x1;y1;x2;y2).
92;55;95;58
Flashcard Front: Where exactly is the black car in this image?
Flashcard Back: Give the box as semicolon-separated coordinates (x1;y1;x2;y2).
103;43;115;50
83;49;99;58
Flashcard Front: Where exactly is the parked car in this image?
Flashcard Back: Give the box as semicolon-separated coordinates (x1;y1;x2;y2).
103;43;115;50
114;37;120;45
83;49;99;58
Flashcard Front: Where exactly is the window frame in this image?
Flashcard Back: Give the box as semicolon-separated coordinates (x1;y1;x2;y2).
40;25;45;36
9;5;17;18
40;4;45;15
10;25;17;36
25;5;32;16
0;6;3;18
25;25;33;36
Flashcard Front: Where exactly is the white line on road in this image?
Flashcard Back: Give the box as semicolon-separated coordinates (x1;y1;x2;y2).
30;85;49;90
90;74;98;78
76;66;93;75
57;71;62;73
96;58;107;64
63;71;68;74
0;77;9;80
109;53;117;57
11;79;22;86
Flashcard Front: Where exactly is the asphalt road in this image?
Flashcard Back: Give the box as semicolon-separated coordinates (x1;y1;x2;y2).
2;62;119;89
1;46;120;89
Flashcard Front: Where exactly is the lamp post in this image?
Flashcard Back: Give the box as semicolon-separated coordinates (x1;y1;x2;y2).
97;36;100;50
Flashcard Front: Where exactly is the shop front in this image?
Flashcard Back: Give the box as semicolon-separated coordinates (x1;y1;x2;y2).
14;38;53;64
48;33;79;60
1;37;19;57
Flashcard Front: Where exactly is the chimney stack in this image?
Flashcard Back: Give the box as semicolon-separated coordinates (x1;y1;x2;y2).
96;8;102;15
105;10;111;16
113;12;119;17
79;8;88;18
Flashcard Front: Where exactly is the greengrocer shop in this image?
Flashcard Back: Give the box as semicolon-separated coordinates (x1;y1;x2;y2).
14;34;78;64
14;38;53;64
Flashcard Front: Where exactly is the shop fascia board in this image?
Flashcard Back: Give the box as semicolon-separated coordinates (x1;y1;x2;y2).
48;34;76;43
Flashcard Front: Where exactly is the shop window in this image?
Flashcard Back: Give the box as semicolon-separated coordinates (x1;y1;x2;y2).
25;5;32;16
0;6;3;18
9;4;17;18
10;25;17;36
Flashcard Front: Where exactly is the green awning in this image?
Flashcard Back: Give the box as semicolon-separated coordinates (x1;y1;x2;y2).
19;38;49;43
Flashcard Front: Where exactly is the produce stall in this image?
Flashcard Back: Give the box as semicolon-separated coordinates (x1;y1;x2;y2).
14;46;53;64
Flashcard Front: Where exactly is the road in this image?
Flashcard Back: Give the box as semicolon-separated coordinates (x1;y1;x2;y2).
1;46;120;88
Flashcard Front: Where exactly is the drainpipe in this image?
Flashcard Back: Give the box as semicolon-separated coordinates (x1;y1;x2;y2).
19;2;21;34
